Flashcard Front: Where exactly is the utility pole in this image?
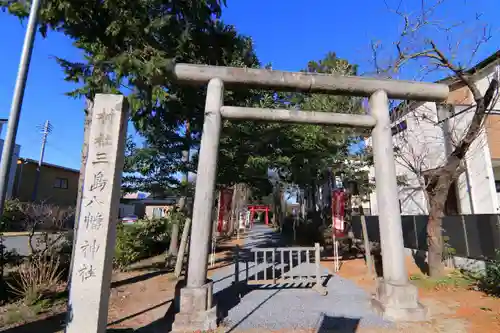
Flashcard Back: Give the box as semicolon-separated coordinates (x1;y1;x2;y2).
0;0;43;216
32;120;52;201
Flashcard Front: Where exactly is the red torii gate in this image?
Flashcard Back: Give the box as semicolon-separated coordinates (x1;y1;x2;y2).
248;205;270;226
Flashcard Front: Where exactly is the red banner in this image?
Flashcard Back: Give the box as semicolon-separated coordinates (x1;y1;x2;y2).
332;189;346;238
217;188;234;232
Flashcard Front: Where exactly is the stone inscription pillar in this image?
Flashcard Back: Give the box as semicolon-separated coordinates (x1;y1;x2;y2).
66;94;128;333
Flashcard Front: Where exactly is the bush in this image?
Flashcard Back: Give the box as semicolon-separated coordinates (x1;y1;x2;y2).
113;218;172;270
20;202;74;234
138;217;172;256
7;255;63;305
1;199;25;232
476;250;500;296
114;224;142;270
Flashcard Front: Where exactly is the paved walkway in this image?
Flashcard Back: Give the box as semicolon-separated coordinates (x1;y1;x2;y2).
211;225;393;332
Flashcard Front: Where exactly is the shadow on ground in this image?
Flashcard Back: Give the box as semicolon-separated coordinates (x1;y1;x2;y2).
1;312;66;333
111;268;171;289
411;250;429;275
1;267;174;333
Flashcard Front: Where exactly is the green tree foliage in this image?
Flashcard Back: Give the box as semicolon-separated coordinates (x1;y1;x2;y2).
2;0;228;98
270;53;372;192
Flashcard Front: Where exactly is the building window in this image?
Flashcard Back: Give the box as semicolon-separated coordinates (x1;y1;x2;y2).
54;177;68;189
152;207;163;218
495;180;500;193
391;120;407;136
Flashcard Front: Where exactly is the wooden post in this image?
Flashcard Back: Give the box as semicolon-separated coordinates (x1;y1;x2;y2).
66;94;128;333
355;196;373;277
174;217;191;278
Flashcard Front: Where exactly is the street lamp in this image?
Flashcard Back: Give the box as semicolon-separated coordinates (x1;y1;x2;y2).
15;159;28;199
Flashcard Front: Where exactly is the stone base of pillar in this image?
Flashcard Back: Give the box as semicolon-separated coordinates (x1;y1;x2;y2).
371;279;428;322
171;280;218;332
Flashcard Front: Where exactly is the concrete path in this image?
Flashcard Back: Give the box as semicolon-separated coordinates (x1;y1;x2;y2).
211;225;393;332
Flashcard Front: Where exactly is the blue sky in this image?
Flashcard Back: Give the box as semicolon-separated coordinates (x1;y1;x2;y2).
0;0;498;170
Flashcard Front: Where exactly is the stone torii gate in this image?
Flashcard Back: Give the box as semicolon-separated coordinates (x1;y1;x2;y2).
169;65;448;332
65;64;448;333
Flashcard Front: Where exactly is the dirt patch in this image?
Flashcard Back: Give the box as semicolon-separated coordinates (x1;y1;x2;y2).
106;269;176;331
326;257;500;333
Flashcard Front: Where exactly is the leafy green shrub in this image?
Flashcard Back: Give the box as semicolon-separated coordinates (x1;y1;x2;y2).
114;223;142;270
136;218;171;257
476;250;500;296
1;199;25;232
113;218;172;270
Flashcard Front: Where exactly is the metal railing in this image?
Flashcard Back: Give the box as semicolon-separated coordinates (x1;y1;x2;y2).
234;243;328;295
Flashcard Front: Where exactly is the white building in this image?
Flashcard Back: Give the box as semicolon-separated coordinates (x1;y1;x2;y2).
369;51;500;215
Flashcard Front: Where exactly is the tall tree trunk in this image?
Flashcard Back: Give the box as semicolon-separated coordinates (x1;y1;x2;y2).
426;183;449;277
229;183;250;235
299;189;306;221
229;184;238;236
67;99;92;285
425;168;455;278
310;180;317;213
273;185;285;231
272;184;280;229
427;209;444;277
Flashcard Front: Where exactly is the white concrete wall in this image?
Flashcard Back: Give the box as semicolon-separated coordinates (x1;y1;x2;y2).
446;67;500;214
369;102;445;215
470;70;500;213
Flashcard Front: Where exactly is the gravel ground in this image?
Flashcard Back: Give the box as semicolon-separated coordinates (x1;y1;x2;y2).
211;225;393;332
